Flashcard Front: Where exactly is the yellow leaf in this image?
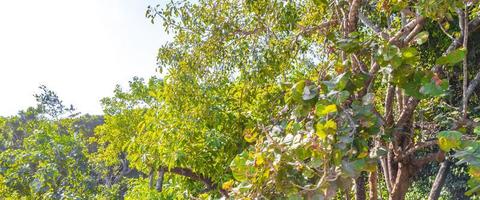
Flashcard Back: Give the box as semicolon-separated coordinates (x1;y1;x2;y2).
199;193;210;199
357;151;369;159
222;179;234;190
469;166;480;179
243;128;258;143
316;120;336;140
255;153;265;166
324;119;337;131
317;104;338;116
316;123;327;139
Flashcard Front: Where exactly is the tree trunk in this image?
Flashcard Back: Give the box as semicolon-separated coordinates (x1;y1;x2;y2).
355;172;367;200
344;189;351;200
148;167;154;189
156;167;165;192
380;156;392;193
389;163;411;200
369;170;378;200
428;161;450;200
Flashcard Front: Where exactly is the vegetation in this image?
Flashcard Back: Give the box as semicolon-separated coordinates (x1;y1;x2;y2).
2;0;480;199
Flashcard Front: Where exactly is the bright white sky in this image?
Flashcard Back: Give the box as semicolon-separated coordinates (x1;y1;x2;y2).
0;0;171;116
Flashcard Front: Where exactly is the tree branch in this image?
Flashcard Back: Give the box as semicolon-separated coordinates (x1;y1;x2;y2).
298;20;338;35
369;170;378;200
358;12;390;40
461;6;469;119
347;0;362;33
434;15;480;76
465;69;480;103
403;18;426;44
389;16;426;45
395;140;437;162
160;166;229;197
396;97;420;128
385;84;396;126
413;151;445;168
428;161;450;200
156;167;165;192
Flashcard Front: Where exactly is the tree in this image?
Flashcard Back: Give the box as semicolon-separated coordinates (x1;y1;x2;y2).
34;85;77;119
2;1;480;199
0;87;99;199
93;76;258;198
146;0;480;199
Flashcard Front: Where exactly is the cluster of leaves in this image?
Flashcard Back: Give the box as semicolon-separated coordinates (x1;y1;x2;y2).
0;88;101;199
445;128;480;196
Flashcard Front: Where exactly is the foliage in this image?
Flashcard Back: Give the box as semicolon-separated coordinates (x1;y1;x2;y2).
2;0;480;199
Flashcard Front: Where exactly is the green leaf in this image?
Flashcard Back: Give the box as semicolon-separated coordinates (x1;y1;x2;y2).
414;31;429;45
291;80;306;102
436;48;466;65
342;159;366;177
437;130;463;152
378;44;400;62
323;73;349;91
420;78;449;97
474;126;480;135
302;84;318;101
337;38;361;53
402;47;418;59
401;72;426;99
230;151;255;182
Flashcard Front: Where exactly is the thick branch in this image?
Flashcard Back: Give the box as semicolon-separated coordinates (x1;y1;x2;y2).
413;151;445;168
369;170;378;200
385;84;396;126
149;167;155;188
355;172;367;200
465;70;480;102
396;98;420;128
347;0;362;33
403;19;426;44
461;7;469;119
156;167;165;192
358;12;390;40
160;166;229;197
389;16;426;45
395;140;437;162
428;161;450;200
380;156;392;193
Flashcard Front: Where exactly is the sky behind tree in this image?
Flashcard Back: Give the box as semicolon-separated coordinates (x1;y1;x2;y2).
0;0;170;116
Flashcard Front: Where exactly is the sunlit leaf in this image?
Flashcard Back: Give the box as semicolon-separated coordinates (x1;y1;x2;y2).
414;31;429;45
436;48;466;65
437;130;462;152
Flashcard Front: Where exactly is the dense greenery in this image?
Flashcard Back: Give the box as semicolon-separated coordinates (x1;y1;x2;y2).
2;0;480;199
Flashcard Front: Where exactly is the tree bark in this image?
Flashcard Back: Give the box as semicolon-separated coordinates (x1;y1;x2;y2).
148;167;154;189
461;6;469;119
159;166;229;197
156;167;166;192
355;172;367;200
369;170;378;200
389;164;411;200
428;161;450;200
380;156;392;193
